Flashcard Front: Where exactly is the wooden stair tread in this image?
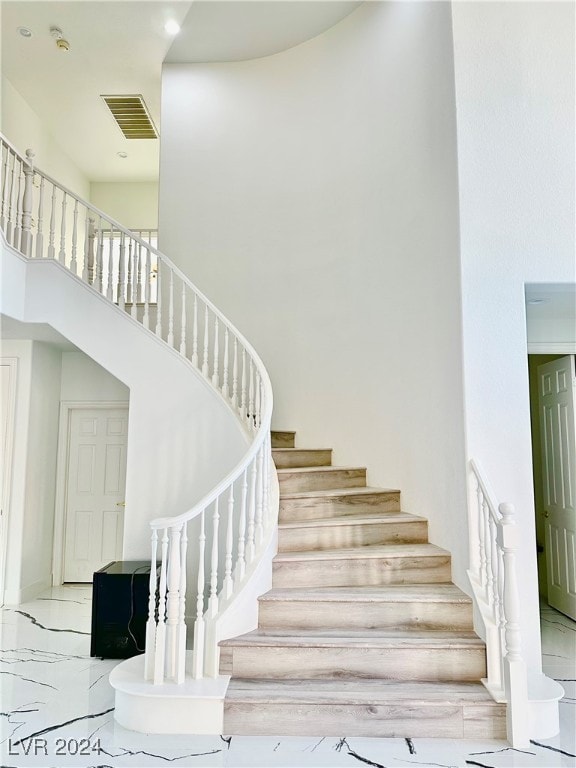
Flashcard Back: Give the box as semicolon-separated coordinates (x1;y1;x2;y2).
276;465;366;475
280;486;400;499
259;584;472;604
220;628;484;648
278;511;425;529
225;678;499;705
274;542;450;561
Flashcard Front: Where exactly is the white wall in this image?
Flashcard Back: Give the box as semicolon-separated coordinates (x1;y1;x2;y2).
61;351;129;402
452;1;575;670
2;339;61;603
159;3;468;583
90;182;159;229
1;76;89;199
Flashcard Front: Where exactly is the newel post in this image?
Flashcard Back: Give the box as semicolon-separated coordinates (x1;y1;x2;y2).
497;502;529;747
20;149;35;256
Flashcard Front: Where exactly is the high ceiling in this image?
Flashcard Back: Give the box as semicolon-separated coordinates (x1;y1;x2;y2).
1;1;361;183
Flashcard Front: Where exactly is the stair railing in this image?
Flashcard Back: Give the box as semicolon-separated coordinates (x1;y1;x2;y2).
1;135;276;684
468;459;529;747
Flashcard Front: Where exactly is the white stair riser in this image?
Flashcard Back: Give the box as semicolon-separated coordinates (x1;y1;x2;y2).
223;702;506;738
277;520;428;551
258;599;473;631
272;555;451;588
221;646;487;682
273;449;332;469
271;432;295;448
279;492;400;521
278;468;366;493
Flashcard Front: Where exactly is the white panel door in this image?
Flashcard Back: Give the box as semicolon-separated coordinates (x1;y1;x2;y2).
538;356;576;620
63;408;128;582
0;359;18;605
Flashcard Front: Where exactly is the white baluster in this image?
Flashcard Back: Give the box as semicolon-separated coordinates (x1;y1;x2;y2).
136;241;143;304
58;191;67;264
223;485;235;600
484;502;494;606
0;145;9;232
117;230;126;306
208;499;220;618
222;329;230;398
144;529;158;681
477;483;487;589
263;432;271;529
130;240;138;319
127;238;133;304
96;221;105;293
20;150;35;257
248;360;255;430
191;294;199;368
246;458;257;564
255;445;264;548
180;283;187;356
192;510;206;680
143;247;151;329
166;526;182;680
47;183;56;259
240;348;247;417
35;176;45;259
498;502;529;747
254;375;261;430
231;338;239;408
167;269;175;347
202;306;209;377
155;260;162;337
177;522;188;684
212;317;220;387
5;152;16;244
235;468;248;582
12;157;22;249
70;198;78;274
154;528;169;685
106;226;114;300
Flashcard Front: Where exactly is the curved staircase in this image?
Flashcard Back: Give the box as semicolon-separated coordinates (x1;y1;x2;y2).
221;431;507;738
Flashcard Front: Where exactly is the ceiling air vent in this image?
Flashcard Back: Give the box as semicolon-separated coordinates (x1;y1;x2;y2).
101;95;158;139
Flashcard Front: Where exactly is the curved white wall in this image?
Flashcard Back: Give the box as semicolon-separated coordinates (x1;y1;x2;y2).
159;3;468;583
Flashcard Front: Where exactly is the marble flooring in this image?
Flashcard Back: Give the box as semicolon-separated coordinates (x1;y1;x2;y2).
0;586;574;768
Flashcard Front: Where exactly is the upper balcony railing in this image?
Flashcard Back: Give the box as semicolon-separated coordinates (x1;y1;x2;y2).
1;135;276;684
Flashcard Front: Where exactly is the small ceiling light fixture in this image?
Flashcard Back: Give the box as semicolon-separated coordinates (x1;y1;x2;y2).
164;19;180;35
17;26;32;38
117;151;128;159
50;26;70;51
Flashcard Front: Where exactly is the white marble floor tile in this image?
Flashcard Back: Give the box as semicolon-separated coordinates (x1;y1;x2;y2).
0;588;574;768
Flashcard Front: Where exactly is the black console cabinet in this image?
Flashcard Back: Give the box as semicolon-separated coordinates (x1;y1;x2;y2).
90;560;151;658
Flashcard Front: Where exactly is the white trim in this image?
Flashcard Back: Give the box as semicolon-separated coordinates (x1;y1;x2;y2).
3;577;51;606
527;342;576;354
52;401;129;586
0;357;18;607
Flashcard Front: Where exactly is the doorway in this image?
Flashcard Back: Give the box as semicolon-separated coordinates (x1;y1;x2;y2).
528;354;576;619
53;403;129;584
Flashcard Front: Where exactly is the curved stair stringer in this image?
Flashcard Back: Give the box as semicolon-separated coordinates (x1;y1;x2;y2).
1;235;250;559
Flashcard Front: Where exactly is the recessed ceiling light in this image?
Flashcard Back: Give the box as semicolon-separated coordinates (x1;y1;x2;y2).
17;26;32;38
164;19;180;35
117;151;128;159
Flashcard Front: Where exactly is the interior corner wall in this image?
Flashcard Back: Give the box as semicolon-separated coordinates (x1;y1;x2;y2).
2;340;61;604
1;76;90;200
89;182;159;230
159;3;468;585
452;1;576;671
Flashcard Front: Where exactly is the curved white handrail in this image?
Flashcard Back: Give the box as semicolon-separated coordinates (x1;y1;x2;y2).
1;134;277;684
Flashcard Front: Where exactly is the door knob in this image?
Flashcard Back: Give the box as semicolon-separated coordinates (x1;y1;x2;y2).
116;501;126;507
544;510;550;518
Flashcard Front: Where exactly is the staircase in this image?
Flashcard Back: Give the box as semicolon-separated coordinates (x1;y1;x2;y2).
221;431;506;738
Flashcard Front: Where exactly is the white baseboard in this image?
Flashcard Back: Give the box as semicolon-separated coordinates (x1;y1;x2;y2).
3;577;51;606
